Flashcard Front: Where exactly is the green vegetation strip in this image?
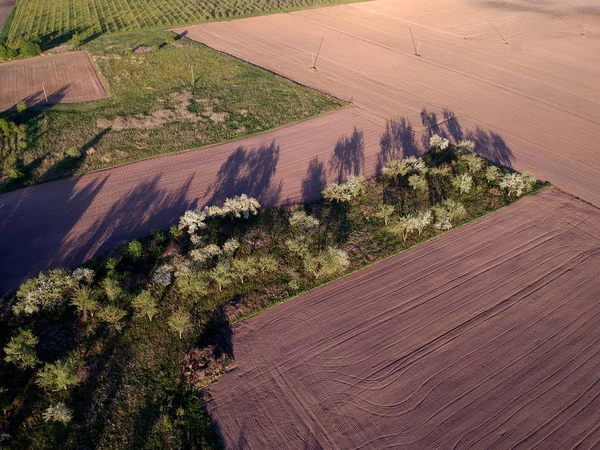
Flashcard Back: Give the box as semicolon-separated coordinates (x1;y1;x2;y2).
0;141;543;448
6;0;362;47
0;30;343;192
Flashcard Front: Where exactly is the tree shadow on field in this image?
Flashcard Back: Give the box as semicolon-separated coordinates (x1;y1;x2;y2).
205;141;282;207
328;127;365;182
442;108;463;141
420;108;446;148
376;117;420;174
301;157;327;202
464;126;514;167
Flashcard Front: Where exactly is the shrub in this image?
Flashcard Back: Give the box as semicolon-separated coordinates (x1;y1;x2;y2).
0;43;17;61
71;33;82;48
4;329;39;370
71;286;100;322
66;146;81;158
389;211;431;241
151;229;167;244
457;140;476;152
43;403;73;423
168;309;192;339
322;176;365;203
36;358;81;392
16;100;27;113
17;39;41;57
14;269;76;315
303;247;350;280
189;244;222;264
131;291;158;321
257;255;279;274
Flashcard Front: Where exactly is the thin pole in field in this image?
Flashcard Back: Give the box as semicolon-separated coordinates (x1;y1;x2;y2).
554;13;584;35
312;37;324;70
416;39;421;56
409;27;418;55
42;84;48;103
487;19;509;44
583;22;589;35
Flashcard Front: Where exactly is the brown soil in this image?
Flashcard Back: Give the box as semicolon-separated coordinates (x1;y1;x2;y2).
174;0;600;206
208;187;600;449
0;51;108;111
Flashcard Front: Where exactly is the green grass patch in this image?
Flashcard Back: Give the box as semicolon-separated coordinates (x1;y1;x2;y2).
0;30;343;192
0;146;545;448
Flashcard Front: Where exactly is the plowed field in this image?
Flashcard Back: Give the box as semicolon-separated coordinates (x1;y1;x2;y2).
176;0;600;206
0;51;107;111
209;188;600;449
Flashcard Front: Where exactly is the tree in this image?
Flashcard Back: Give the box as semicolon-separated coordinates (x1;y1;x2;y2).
390;215;418;242
289;210;319;233
71;286;100;322
453;174;473;195
168;309;192;339
131;291;158;321
125;240;143;259
257;255;278;274
14;269;76;315
375;205;395;225
4;329;39;370
413;210;433;235
36;358;80;392
0;43;17;61
429;134;449;151
499;172;536;197
72;268;95;284
461;153;484;173
222;194;261;219
232;257;258;284
98;305;128;331
43;403;73;423
382;157;427;183
209;263;233;292
190;244;222;264
152;265;173;287
408;174;428;193
303;247;350;280
322;176;365;203
102;277;124;301
433;199;467;230
485;166;500;183
222;238;240;257
175;270;209;300
457;140;476;152
71;32;82;48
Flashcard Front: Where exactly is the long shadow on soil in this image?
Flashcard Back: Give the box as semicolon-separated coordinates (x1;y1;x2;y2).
205;140;282;207
328;127;365;182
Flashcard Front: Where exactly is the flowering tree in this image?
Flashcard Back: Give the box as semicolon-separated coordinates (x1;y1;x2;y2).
42;403;73;424
303;247;350;279
222;194;261;219
453;174;473;194
322;176;365;203
14;269;76;315
36;358;81;392
168;309;192;339
429;134;450;151
375;205;395;225
433;199;467;230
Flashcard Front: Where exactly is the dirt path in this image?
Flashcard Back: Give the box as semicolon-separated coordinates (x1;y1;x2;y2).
1;0;599;297
0;51;108;111
208;188;600;449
